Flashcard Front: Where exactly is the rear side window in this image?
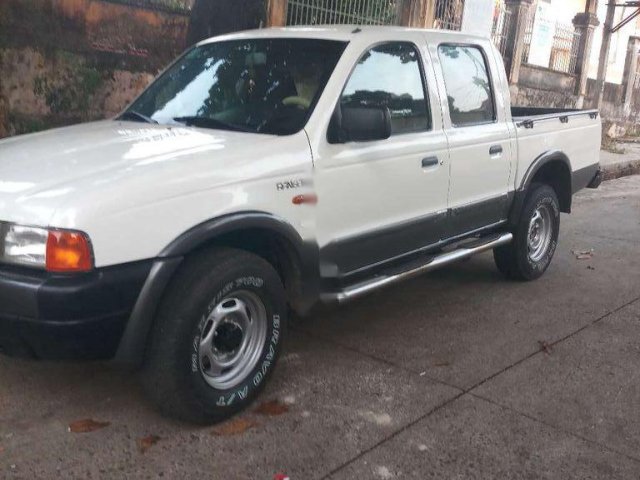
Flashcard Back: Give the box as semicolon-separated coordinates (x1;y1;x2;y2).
437;45;495;127
341;42;431;135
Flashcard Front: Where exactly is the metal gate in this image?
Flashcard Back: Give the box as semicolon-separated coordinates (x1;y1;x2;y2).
433;0;464;31
286;0;405;26
285;0;466;29
491;1;512;56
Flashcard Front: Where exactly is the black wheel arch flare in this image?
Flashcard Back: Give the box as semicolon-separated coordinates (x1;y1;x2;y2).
115;211;320;366
508;150;573;228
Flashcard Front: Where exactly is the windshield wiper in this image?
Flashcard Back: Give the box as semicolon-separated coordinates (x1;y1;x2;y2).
172;116;252;133
118;111;158;124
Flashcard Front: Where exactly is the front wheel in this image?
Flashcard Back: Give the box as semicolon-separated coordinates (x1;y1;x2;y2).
494;183;560;281
141;247;286;424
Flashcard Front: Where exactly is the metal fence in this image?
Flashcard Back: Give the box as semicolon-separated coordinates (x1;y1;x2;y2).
549;23;581;74
521;13;581;75
491;3;512;56
286;0;404;26
285;0;466;29
521;12;535;65
433;0;464;31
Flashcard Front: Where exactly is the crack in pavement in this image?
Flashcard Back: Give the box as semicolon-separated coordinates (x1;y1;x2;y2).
308;294;640;479
465;294;640;393
319;390;467;480
468;392;640;466
293;327;465;393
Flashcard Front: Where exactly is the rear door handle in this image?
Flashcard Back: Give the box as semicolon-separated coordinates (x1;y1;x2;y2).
489;145;503;156
422;156;439;168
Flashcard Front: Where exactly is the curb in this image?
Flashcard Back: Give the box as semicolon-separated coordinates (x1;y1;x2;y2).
601;160;640;181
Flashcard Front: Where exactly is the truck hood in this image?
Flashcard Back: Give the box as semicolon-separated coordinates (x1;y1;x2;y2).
0;120;307;226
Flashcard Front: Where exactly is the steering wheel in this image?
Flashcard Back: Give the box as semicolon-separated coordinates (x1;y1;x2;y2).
282;96;311;110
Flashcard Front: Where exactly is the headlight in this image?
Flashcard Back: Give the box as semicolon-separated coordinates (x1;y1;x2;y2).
0;222;93;272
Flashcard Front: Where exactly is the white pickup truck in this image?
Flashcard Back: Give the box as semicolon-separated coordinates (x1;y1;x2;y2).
0;27;601;423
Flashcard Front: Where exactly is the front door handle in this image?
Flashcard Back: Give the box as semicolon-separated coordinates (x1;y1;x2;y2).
422;156;439;168
489;145;503;156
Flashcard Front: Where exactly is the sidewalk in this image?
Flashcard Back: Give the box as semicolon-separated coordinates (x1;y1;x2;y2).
600;141;640;180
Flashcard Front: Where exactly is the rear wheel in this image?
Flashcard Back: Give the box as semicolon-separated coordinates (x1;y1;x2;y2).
494;183;560;281
141;247;286;424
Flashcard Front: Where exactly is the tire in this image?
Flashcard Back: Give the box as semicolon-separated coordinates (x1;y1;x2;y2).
141;247;286;424
494;183;560;281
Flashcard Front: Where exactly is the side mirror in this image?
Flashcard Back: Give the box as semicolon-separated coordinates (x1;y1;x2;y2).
328;105;392;144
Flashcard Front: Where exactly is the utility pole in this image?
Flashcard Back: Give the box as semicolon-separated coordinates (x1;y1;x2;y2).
594;3;616;109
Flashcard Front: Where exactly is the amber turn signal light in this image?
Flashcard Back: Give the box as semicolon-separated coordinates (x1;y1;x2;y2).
46;230;93;272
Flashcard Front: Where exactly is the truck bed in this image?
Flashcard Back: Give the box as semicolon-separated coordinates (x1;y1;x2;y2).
511;106;601;191
511;106;599;128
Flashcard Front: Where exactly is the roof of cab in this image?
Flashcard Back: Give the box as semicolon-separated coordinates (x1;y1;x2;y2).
197;25;489;46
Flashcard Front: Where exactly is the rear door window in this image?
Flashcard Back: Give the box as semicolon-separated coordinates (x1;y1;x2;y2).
437;45;496;127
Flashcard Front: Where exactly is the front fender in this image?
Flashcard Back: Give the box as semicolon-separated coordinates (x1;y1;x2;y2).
114;211;319;366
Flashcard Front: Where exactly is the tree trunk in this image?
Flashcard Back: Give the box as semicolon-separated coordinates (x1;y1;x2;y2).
187;0;266;46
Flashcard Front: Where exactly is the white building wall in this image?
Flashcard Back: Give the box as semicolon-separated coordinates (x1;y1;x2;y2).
588;3;640;84
549;0;586;23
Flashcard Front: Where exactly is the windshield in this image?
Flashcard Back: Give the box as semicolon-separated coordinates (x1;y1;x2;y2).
125;38;347;135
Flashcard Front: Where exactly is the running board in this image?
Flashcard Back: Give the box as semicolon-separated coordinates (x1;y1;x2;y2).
321;232;513;304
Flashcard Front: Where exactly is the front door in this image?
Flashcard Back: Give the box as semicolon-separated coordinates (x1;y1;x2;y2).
313;38;451;280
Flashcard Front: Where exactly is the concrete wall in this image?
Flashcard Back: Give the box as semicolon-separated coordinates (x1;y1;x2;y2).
588;1;640;85
511;65;638;138
0;0;189;138
511;64;578;109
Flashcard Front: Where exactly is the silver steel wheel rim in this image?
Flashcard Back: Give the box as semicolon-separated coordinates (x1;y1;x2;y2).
198;290;267;390
527;204;553;263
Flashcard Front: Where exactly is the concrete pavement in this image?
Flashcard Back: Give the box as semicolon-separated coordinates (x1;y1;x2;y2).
601;142;640;180
1;176;639;479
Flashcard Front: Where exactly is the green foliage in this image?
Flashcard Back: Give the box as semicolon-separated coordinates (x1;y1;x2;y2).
7;112;48;136
33;56;105;116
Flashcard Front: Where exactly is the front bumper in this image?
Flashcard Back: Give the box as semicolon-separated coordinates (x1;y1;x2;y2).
0;261;152;360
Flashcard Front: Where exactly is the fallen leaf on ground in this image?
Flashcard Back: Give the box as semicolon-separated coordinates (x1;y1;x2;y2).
254;400;289;416
572;249;594;260
538;340;553;355
68;419;110;433
211;417;256;436
138;435;161;453
434;361;451;367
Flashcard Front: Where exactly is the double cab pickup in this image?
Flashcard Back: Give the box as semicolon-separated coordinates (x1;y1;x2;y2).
0;27;601;423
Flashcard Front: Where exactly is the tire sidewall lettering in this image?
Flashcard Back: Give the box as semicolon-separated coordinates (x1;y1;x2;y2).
190;277;283;408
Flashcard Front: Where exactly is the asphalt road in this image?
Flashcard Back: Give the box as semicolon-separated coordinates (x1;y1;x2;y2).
1;176;640;479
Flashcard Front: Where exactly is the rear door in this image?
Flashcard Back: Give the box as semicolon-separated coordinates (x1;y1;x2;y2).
313;36;450;278
431;41;513;236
